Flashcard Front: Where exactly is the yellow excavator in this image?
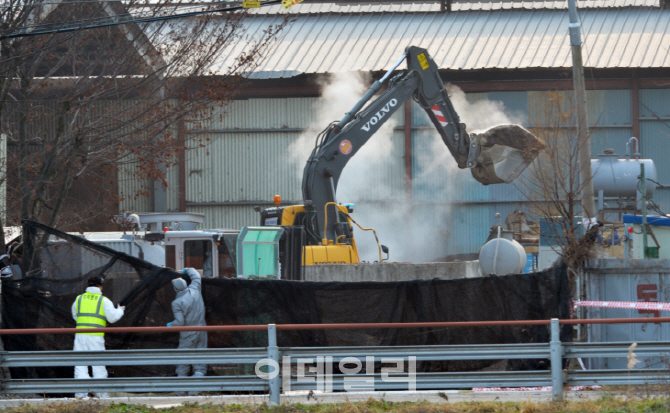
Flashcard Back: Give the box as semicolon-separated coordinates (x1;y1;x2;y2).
261;46;544;266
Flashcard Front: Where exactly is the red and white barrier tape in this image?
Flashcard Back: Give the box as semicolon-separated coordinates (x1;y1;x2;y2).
472;386;601;392
574;300;670;311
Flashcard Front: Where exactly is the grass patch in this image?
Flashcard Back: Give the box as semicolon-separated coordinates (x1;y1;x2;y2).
2;397;670;413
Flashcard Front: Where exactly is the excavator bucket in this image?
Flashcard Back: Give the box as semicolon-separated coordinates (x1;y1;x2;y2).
470;125;545;185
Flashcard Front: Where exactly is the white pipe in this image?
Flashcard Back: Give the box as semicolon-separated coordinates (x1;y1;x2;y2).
627;137;640;160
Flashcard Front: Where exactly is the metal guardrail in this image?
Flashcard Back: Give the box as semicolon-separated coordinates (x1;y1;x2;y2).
1;318;669;403
0;348;268;367
2;376;267;394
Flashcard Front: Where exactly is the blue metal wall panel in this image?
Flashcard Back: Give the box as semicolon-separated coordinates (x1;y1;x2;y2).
640;89;670;118
528;90;573;127
639;89;670;213
487;91;529;126
588;90;633;157
588;90;632;126
590;128;635;158
487;183;526;202
447;204;491;255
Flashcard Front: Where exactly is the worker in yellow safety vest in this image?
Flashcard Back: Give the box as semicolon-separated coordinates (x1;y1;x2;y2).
71;275;125;400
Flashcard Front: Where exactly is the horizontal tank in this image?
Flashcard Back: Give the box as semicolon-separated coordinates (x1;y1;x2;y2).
479;237;526;275
591;150;656;199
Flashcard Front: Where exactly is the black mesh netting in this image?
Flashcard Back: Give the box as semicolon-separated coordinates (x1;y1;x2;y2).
2;221;571;383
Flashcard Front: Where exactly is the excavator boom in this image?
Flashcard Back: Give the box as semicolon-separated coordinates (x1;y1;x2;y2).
302;46;544;243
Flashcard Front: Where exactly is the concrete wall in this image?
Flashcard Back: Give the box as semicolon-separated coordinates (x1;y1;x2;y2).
303;261;482;282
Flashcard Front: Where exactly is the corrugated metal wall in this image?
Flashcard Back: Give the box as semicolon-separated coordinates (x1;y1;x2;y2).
118;88;670;260
118;157;153;213
185;132;303;203
640;89;670;209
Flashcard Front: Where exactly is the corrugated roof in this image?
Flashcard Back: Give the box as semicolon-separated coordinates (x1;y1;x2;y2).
250;0;660;13
208;5;670;78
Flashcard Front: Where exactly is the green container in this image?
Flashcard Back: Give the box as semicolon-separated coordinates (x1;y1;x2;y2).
645;247;659;259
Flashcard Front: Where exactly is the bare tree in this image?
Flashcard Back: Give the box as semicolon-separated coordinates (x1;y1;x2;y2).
0;1;287;272
517;91;601;279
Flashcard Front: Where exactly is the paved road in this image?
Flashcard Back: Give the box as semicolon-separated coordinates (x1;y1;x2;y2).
0;390;619;408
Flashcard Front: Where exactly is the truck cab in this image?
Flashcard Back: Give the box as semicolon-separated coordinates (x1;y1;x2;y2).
161;230;239;278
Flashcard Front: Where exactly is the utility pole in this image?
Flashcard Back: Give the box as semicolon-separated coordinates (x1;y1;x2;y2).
568;0;596;219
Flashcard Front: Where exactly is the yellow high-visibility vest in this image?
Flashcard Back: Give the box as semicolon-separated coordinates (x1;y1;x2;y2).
75;292;107;336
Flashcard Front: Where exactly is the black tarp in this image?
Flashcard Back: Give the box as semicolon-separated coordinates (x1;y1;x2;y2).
1;221;571;381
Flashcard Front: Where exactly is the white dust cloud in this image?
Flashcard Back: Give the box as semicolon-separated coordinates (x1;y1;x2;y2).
446;85;526;131
291;77;521;263
288;72;372;169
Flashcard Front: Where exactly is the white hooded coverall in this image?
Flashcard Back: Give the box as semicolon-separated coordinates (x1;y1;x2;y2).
170;268;207;377
71;286;124;397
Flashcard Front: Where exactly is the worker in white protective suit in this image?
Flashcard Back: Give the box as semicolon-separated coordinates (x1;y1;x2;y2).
168;268;207;396
71;275;125;400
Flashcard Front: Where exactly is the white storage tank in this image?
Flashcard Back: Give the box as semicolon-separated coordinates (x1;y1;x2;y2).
591;148;656;199
479;237;526;275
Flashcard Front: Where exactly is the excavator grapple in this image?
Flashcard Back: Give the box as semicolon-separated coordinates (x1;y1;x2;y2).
470;124;545;185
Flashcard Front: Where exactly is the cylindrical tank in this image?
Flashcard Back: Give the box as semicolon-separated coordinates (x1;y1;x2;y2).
591;150;656;198
479;238;526;275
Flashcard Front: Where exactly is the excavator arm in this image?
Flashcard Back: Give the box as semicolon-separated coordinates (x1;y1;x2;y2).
302;46;543;244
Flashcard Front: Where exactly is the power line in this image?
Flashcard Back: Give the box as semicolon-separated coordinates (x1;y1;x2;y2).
3;2;266;36
8;1;246;33
0;0;234;7
0;0;281;39
10;6;204;33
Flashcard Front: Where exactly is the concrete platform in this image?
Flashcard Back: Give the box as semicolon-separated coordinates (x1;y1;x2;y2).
303;261;482;282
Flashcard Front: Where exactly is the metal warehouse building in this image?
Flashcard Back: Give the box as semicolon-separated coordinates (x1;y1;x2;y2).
119;0;670;261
